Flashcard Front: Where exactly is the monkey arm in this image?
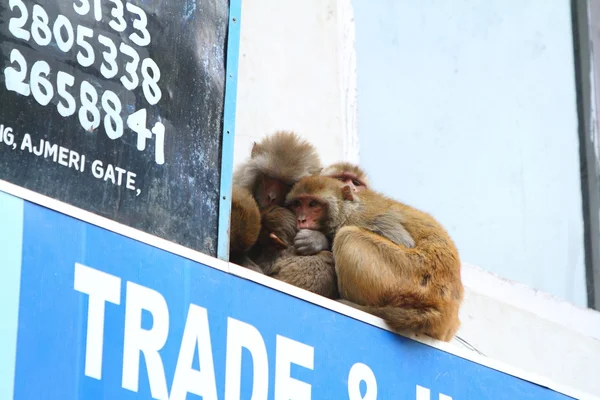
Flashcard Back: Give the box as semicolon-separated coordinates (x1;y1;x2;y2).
229;186;261;255
293;229;330;255
368;213;415;248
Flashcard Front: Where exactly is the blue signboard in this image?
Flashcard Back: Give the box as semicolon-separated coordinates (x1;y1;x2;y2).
0;190;574;400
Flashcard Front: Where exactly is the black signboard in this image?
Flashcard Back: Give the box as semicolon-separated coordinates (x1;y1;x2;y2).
0;0;230;256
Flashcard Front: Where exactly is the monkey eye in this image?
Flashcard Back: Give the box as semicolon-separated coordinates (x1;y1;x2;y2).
352;180;361;186
292;200;301;208
308;200;318;208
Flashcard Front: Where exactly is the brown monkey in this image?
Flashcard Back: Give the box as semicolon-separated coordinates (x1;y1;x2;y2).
228;186;263;274
250;206;339;299
233;131;322;209
229;131;336;292
248;206;297;275
289;161;371;257
285;176;464;342
248;205;339;299
228;130;321;272
321;162;369;192
263;208;338;299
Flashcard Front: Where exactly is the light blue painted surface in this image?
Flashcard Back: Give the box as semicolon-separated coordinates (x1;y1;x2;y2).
0;191;24;399
217;0;242;261
352;0;587;306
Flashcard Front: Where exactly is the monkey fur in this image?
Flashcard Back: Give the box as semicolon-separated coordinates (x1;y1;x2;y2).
228;186;263;274
286;175;464;342
270;250;339;299
283;160;372;255
233;131;322;209
228;131;337;295
320;162;369;192
247;206;339;299
249;206;298;275
229;130;321;272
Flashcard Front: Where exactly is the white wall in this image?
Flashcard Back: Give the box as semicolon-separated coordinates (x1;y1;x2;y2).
352;0;588;308
233;0;358;168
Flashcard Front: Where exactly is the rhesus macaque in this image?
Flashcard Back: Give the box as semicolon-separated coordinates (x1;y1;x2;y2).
228;130;321;272
228;186;263;274
229;130;335;291
249;205;339;299
321;162;369;192
290;161;371;256
233;131;322;209
248;206;298;275
286;176;464;342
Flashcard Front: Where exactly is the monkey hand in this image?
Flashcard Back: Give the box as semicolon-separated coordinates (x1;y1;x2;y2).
294;229;329;255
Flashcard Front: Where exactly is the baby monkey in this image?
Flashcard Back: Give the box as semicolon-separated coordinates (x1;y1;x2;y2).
249;206;339;299
285;176;464;342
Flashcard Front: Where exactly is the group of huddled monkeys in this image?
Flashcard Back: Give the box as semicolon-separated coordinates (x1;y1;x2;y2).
228;131;464;342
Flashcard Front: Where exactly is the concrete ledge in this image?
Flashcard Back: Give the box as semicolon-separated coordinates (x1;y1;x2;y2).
459;263;600;397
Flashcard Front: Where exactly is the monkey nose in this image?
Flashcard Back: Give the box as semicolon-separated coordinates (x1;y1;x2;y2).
297;218;309;229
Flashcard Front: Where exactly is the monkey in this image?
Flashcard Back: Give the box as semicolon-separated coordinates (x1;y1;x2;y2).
228;131;336;292
228;186;263;274
228;130;338;296
285;176;464;342
231;130;325;255
320;161;369;192
228;130;320;272
245;205;339;298
248;205;298;275
289;161;371;257
233;130;322;209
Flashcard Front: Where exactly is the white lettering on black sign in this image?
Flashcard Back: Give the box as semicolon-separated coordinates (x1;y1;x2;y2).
4;0;165;165
0;0;226;255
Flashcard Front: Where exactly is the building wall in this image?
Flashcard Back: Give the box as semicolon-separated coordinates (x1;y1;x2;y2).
233;0;357;168
352;0;588;308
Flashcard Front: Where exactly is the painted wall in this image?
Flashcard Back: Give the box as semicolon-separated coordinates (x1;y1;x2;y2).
352;0;587;308
233;0;357;168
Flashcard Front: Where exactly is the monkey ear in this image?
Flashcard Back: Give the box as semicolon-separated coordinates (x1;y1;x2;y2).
251;142;260;158
341;185;354;201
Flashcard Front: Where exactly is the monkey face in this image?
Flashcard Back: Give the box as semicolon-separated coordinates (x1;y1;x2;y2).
254;175;293;209
289;197;326;230
329;172;367;192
